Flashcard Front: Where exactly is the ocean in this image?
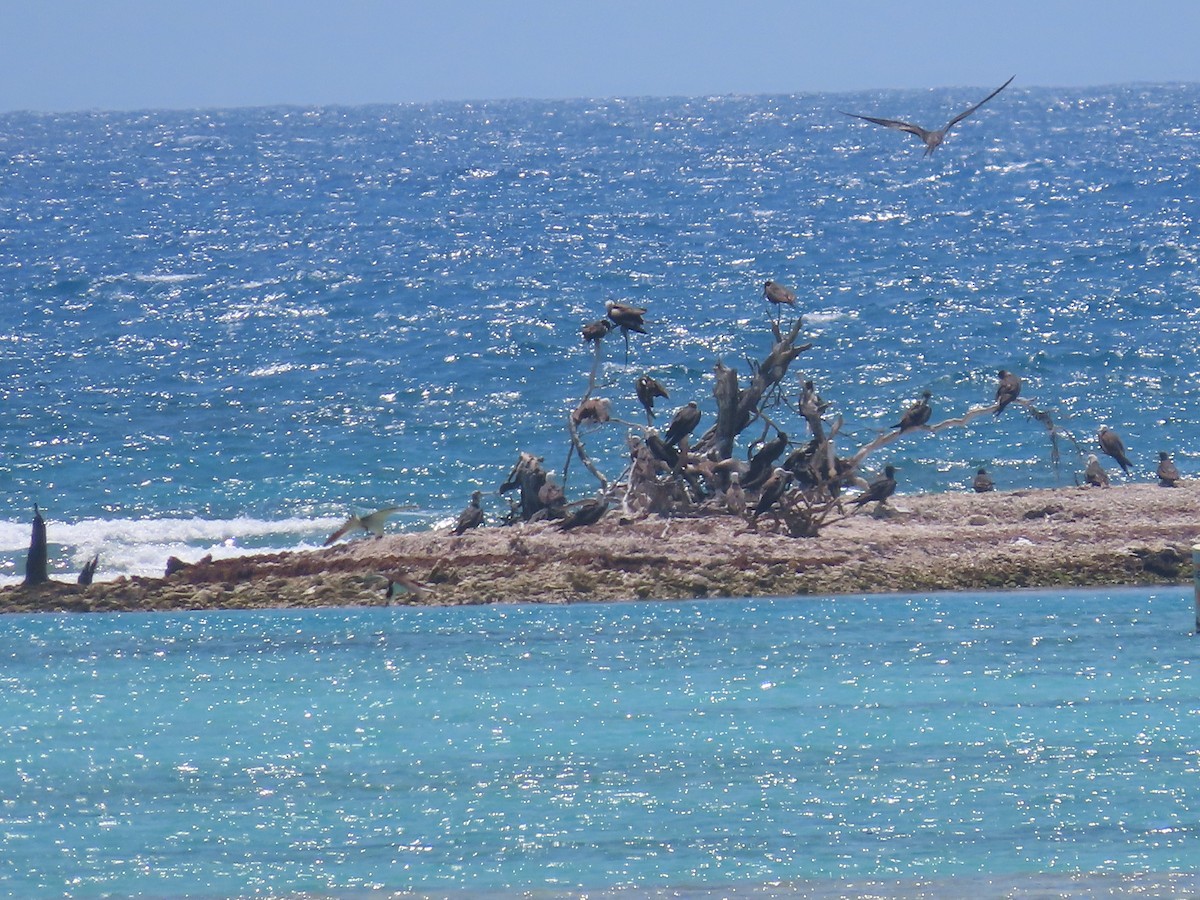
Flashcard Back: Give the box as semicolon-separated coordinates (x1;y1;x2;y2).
0;588;1195;897
2;83;1200;581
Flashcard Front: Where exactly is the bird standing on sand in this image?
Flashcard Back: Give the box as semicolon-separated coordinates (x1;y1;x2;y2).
635;374;669;422
325;506;404;545
994;370;1021;415
1157;451;1180;487
452;491;484;535
559;498;609;530
664;401;701;448
973;467;995;493
853;465;898;509
723;471;747;517
894;390;933;430
1085;454;1110;487
840;76;1015;156
1098;426;1132;476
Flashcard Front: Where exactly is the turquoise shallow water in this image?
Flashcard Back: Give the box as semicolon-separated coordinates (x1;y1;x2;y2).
1;587;1195;896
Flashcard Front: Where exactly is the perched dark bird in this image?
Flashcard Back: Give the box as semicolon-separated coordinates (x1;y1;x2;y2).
853;465;898;509
894;390;933;430
385;572;430;603
663;401;701;448
635;374;669;421
972;467;995;493
994;369;1022;416
1085;454;1109;488
744;431;789;490
78;553;100;586
763;280;796;308
1098;426;1132;476
645;430;681;468
325;506;404;545
840;76;1014;156
572;397;611;426
559;498;609;530
537;475;566;513
605;300;647;335
581;319;612;343
452;490;485;535
752;467;793;519
1157;451;1180;487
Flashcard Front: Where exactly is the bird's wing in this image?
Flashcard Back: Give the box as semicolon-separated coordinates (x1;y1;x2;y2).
362;506;403;535
324;516;361;545
943;75;1015;131
840;111;933;142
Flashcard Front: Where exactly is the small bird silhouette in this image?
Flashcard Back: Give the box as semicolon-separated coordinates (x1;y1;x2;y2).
581;319;612;343
1085;454;1109;488
994;370;1022;416
840;76;1014;156
763;280;796;307
663;401;701;448
972;468;995;493
325;506;404;545
385;572;430;603
894;390;932;430
1156;451;1180;487
853;465;898;509
1097;426;1132;476
452;491;484;535
558;498;610;530
572;397;611;426
635;374;669;421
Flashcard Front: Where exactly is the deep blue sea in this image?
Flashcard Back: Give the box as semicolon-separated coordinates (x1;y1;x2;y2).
2;83;1200;580
0;588;1196;897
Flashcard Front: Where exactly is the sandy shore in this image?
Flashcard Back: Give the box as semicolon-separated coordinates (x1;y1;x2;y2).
3;482;1197;614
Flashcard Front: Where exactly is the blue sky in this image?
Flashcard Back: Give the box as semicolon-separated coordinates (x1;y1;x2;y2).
3;1;1199;113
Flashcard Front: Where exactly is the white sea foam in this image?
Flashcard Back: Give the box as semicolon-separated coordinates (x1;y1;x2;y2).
0;515;345;586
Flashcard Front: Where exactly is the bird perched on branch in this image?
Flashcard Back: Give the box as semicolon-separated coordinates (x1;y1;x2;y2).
972;468;995;493
1156;451;1180;487
853;465;897;509
452;491;484;535
1085;454;1109;487
581;319;612;343
1097;426;1132;476
994;370;1021;415
894;390;932;430
840;75;1014;156
635;374;669;421
606;300;647;362
572;397;611;426
664;401;701;448
763;280;796;308
752;467;793;520
325;506;404;545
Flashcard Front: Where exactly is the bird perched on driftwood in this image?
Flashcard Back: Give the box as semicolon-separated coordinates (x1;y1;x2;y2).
572;397;611;426
763;280;796;312
1156;451;1180;487
605;300;647;362
558;498;609;530
1085;454;1109;487
894;390;933;430
663;401;701;448
537;475;567;516
994;370;1022;415
752;467;793;520
581;319;612;343
452;491;485;535
799;380;829;420
635;374;669;421
840;75;1014;156
1097;426;1132;476
744;431;789;490
972;467;995;493
853;465;898;509
325;506;404;545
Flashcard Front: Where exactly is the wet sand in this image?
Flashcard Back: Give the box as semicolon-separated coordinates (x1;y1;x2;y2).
3;482;1197;613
